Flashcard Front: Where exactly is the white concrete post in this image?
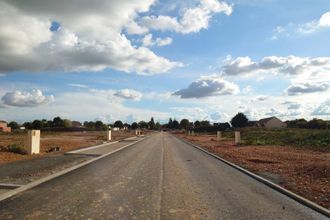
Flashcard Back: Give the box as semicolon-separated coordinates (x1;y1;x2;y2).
135;129;138;136
191;131;195;136
235;131;241;145
138;129;141;136
107;130;112;141
26;130;40;155
188;130;191;136
217;131;222;141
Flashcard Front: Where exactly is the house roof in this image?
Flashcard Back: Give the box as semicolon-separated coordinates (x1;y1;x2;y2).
258;116;278;124
0;120;7;123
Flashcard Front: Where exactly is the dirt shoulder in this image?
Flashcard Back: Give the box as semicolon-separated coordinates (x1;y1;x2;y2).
0;130;136;165
174;133;330;209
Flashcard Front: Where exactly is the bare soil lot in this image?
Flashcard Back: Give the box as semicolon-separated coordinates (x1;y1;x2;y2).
175;133;330;209
0;130;136;165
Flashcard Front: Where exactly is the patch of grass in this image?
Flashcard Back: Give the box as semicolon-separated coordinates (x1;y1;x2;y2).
240;128;330;150
4;144;27;155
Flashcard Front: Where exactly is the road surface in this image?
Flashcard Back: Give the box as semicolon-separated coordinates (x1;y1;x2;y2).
0;133;327;219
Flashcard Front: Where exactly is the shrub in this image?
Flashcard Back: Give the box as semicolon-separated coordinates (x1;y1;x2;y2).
6;144;26;155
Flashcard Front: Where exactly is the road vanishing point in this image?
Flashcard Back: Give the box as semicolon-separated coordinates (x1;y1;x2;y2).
0;132;327;219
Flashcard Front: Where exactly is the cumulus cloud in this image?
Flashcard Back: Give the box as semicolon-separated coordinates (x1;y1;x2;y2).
114;89;142;101
222;55;330;79
285;82;330;96
142;34;173;47
312;99;330;116
272;12;330;39
298;11;330;34
1;89;54;107
173;74;240;98
140;0;232;34
0;0;182;75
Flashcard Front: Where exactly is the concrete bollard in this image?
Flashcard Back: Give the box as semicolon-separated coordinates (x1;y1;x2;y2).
187;130;191;136
107;130;112;141
135;129;138;136
235;131;241;145
217;131;222;141
26;130;40;155
191;131;195;136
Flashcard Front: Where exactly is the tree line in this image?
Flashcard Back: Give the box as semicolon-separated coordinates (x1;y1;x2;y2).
6;113;330;131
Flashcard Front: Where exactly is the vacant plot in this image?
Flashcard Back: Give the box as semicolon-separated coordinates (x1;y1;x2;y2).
175;131;330;209
0;130;136;165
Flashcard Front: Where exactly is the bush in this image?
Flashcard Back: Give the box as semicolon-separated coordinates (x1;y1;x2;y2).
5;144;26;154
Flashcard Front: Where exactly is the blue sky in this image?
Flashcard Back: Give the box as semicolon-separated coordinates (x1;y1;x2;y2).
0;0;329;123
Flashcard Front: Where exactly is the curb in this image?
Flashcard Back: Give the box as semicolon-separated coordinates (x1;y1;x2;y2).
175;135;330;217
0;137;147;203
65;141;119;154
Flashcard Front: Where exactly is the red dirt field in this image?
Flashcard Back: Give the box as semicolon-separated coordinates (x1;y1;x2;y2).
0;130;136;165
175;133;330;209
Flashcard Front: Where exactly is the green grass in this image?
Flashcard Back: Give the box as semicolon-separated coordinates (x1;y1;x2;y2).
1;144;27;154
217;128;330;150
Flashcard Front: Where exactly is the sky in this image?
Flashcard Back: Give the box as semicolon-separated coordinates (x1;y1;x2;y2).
0;0;329;124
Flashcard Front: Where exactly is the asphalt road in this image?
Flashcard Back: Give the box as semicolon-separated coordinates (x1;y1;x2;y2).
0;132;327;219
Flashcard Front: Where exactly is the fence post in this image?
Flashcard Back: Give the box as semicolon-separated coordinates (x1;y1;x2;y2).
107;130;112;141
26;130;40;155
217;131;222;141
235;131;241;145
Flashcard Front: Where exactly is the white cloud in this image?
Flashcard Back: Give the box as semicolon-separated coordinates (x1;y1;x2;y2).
0;0;182;75
140;0;232;34
319;12;330;27
285;82;330;96
0;74;6;77
222;55;330;81
114;89;142;101
68;83;89;88
173;74;240;98
1;89;54;107
0;90;169;122
251;95;268;102
272;12;330;38
242;85;253;94
142;34;172;47
312;99;330;116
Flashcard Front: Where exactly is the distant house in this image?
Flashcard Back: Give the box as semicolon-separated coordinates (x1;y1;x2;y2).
256;117;287;128
0;121;12;133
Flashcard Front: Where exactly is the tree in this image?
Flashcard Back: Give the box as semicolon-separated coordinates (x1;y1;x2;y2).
53;116;64;127
138;121;148;129
47;120;54;128
95;121;105;129
23;122;33;129
63;119;72;128
179;119;190;130
148;117;155;130
114;120;124;129
172;119;179;129
155;122;161;130
200;120;210;127
32;120;43;129
168;118;173;128
8;121;20;130
231;113;248;128
194;120;201;128
131;122;139;130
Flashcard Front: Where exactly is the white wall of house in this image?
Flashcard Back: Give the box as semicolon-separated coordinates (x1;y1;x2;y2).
265;118;287;128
